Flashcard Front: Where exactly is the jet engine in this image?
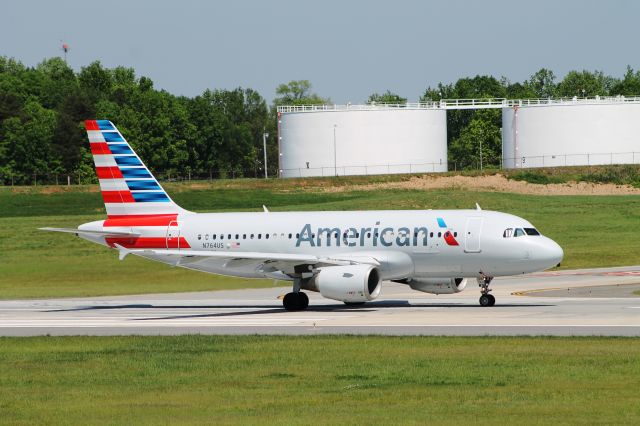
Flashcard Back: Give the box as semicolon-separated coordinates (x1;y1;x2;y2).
407;278;467;295
307;265;382;303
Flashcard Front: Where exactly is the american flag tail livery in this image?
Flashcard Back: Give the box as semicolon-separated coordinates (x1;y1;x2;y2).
85;120;189;217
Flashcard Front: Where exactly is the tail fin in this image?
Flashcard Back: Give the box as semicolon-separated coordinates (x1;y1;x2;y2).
85;120;188;217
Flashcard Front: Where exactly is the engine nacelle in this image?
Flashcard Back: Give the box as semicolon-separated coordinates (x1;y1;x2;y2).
311;265;382;303
408;278;467;295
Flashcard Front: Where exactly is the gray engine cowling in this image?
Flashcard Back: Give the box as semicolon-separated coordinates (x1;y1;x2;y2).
408;278;467;294
305;264;382;303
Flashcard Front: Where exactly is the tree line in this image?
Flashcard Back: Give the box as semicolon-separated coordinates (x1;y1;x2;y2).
2;56;640;184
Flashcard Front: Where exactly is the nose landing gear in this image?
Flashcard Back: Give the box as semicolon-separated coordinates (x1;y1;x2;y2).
478;274;495;307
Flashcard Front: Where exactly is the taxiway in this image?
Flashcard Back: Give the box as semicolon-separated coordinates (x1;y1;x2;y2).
1;266;639;336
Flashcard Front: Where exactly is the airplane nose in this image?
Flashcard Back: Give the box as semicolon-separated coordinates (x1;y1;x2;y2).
540;237;564;268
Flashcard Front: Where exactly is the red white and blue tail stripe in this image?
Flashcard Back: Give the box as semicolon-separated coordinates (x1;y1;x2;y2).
85;120;188;217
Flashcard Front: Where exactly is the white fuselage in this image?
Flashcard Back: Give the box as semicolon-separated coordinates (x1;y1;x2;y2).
80;209;564;282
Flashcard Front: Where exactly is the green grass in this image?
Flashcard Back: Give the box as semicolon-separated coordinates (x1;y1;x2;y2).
2;182;640;299
0;336;639;424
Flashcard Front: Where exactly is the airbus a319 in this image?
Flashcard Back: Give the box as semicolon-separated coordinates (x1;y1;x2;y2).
43;120;563;311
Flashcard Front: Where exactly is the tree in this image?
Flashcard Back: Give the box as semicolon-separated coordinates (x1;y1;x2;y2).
527;68;557;98
274;80;328;106
367;90;407;104
449;110;502;170
610;66;640;96
556;70;613;97
1;99;58;183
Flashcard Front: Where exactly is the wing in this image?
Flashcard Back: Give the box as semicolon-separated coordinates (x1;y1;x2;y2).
113;245;380;273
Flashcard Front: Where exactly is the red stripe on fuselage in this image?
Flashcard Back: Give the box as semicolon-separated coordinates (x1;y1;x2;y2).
85;120;99;130
102;191;135;203
104;214;178;227
105;236;191;249
90;142;111;155
96;167;123;179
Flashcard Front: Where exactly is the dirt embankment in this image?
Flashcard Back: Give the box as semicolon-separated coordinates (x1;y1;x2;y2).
324;174;640;195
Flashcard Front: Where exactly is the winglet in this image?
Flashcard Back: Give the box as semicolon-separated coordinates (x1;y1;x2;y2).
263;205;269;213
476;203;482;210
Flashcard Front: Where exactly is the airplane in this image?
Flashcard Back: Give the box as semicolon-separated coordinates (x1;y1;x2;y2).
42;120;564;311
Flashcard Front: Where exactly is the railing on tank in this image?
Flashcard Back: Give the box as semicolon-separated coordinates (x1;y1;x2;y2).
277;96;640;113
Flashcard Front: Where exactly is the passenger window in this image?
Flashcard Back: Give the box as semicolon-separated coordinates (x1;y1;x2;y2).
258;234;262;239
288;233;292;239
198;234;202;240
235;234;239;239
430;232;434;238
266;234;270;239
454;232;458;237
514;228;525;237
204;234;209;240
296;233;300;238
437;232;441;237
503;228;513;238
227;234;231;240
367;232;371;238
243;234;246;239
220;234;224;240
212;234;216;240
251;234;254;239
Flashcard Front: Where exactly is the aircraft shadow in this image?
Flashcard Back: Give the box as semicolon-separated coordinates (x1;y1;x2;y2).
45;300;553;321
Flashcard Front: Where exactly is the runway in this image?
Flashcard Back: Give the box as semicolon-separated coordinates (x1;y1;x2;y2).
1;265;639;336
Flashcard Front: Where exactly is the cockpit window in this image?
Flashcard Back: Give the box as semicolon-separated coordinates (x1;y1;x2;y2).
503;228;513;238
514;228;525;237
524;228;540;236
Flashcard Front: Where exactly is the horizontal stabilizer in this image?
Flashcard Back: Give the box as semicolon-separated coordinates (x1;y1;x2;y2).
39;227;141;237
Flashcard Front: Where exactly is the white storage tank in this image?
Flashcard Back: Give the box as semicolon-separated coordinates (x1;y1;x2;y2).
278;106;447;177
502;100;640;168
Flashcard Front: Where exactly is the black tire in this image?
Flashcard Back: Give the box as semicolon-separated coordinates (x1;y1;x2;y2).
283;292;298;311
487;294;496;306
283;292;308;311
479;294;492;307
299;292;309;310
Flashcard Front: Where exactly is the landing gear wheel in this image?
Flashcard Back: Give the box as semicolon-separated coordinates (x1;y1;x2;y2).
477;273;495;307
299;292;309;309
283;292;309;311
487;294;495;306
479;294;492;307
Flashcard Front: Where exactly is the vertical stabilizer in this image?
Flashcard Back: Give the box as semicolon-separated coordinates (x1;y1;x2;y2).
85;120;188;217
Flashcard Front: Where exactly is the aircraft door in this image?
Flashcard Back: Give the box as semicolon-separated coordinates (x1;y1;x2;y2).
166;220;181;250
464;217;483;253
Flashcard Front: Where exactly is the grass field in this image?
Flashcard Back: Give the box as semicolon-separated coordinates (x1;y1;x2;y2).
0;336;638;424
2;179;640;298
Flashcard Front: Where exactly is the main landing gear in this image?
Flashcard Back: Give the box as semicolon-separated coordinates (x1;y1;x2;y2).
283;291;309;311
478;274;496;307
282;278;309;311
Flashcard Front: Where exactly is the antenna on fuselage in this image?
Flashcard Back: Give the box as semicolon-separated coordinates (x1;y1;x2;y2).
476;203;482;210
263;205;269;213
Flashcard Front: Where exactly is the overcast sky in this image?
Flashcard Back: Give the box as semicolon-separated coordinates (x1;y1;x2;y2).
2;0;639;103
